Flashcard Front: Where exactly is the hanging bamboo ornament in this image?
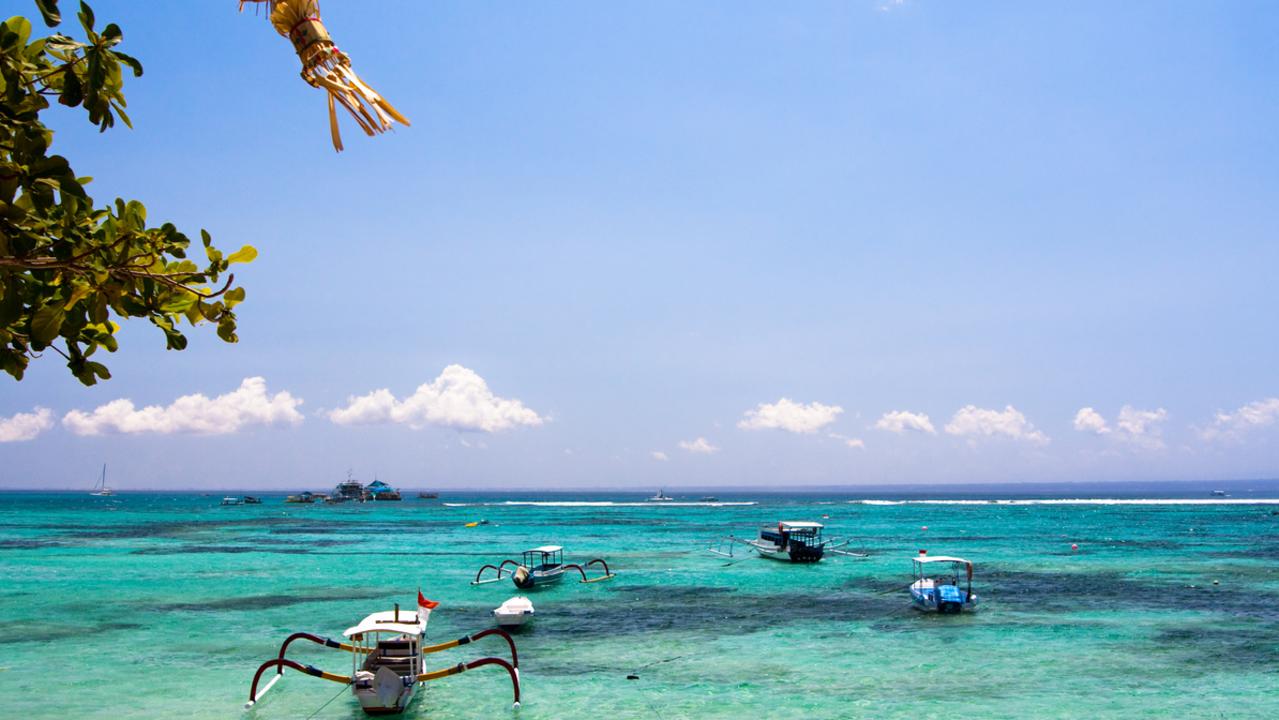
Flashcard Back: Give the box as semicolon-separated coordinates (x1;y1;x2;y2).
240;0;409;151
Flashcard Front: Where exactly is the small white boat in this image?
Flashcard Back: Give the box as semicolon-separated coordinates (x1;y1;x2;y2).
89;464;114;496
493;597;535;628
245;592;521;715
647;489;674;502
221;496;244;506
909;551;979;614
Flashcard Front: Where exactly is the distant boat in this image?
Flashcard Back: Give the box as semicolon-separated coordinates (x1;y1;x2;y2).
243;496;263;505
285;492;317;504
700;496;720;502
365;479;402;501
89;464;114;496
418;491;440;500
909;550;979;614
1210;490;1229;497
221;496;245;506
647;489;674;502
329;471;366;503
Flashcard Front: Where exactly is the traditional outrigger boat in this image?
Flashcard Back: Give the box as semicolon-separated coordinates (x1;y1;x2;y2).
710;521;865;563
244;592;520;715
909;551;978;614
472;546;616;589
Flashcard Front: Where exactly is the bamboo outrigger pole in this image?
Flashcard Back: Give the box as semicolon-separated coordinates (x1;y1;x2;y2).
239;0;410;151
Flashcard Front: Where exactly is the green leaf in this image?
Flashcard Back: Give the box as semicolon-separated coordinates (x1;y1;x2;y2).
59;71;83;107
33;0;61;27
77;0;94;34
226;245;258;265
113;50;142;77
31;303;66;344
3;16;32;47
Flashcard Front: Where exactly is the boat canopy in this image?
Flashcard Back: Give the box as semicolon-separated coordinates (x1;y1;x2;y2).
912;555;971;565
528;545;562;553
343;610;425;638
779;521;823;530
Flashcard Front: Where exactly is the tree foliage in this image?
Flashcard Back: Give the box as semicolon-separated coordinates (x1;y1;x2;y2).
0;0;254;385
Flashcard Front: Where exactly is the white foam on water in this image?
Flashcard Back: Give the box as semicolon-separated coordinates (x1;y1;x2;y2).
849;498;1279;506
443;501;757;508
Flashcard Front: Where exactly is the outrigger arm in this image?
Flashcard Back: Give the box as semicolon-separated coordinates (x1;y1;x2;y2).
472;559;525;585
823;538;870;558
245;627;522;710
245;656;522;710
563;558;617;583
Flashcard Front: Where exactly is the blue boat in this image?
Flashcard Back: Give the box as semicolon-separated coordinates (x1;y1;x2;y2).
909;551;978;613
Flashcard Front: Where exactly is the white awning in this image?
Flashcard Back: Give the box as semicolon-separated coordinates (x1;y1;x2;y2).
528;545;562;553
343;610;426;638
779;521;823;530
912;555;970;564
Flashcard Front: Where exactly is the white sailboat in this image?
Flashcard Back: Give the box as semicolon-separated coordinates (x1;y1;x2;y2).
89;464;114;496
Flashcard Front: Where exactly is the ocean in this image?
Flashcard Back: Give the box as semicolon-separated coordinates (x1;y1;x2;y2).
1;488;1277;719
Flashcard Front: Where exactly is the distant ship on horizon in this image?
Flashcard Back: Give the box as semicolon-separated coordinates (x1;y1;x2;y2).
89;464;114;496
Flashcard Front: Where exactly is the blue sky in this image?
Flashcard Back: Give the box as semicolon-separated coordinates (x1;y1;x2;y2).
3;0;1278;490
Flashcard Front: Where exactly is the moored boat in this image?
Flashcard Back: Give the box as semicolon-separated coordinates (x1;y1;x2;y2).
473;546;616;589
285;491;317;504
221;496;244;506
365;479;402;501
493;596;535;628
329;472;366;503
909;550;978;614
710;521;865;562
245;592;520;715
647;489;674;502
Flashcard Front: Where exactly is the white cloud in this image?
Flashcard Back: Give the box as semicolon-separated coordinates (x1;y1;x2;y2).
1201;398;1279;441
0;407;54;442
1074;406;1167;448
828;432;866;449
650;451;669;462
328;365;542;433
737;398;843;434
944;405;1048;445
874;410;936;434
62;378;303;436
1073;407;1110;434
1115;406;1168;449
678;437;719;454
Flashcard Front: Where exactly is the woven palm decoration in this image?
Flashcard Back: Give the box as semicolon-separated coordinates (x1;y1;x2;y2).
240;0;409;151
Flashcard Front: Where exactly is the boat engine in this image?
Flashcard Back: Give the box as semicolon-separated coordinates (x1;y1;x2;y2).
512;566;532;589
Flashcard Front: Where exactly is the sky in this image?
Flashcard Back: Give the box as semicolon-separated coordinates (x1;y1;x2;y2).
2;0;1279;490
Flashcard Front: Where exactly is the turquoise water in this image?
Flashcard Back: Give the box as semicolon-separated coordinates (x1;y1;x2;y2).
2;492;1277;719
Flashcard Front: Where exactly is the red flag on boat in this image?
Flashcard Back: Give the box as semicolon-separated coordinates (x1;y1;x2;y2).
418;589;439;611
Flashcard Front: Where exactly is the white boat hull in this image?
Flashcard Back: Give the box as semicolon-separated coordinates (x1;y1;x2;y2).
910;581;978;613
494;597;535;627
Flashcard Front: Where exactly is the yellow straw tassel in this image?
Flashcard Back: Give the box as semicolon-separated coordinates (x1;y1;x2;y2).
241;0;409;151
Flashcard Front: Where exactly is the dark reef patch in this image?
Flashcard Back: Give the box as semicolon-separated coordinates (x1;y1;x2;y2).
151;588;390;612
